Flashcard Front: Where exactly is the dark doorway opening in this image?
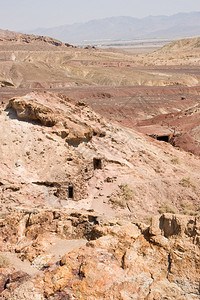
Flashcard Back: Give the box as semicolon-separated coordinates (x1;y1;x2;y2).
157;135;169;142
68;186;73;199
93;158;102;170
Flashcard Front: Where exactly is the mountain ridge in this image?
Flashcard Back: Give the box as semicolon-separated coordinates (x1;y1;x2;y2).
27;12;200;43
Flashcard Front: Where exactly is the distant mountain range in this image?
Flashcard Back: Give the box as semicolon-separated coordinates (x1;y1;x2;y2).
27;12;200;44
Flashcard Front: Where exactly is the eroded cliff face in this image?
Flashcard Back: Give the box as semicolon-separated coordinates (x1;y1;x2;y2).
0;210;199;299
0;91;200;220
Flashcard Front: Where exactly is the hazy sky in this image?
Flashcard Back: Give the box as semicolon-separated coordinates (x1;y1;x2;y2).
0;0;200;31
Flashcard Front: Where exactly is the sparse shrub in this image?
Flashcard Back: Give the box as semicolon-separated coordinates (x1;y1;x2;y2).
181;200;199;216
109;196;126;208
158;201;177;214
171;157;180;165
155;164;162;173
0;255;10;268
180;177;196;189
109;184;133;209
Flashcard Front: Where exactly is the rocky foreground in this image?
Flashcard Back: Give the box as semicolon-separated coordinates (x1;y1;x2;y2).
0;210;199;299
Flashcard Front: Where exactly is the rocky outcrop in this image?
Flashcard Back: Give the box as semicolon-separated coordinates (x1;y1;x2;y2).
39;213;200;299
7;94;94;141
8;98;57;126
0;210;199;299
0;209;102;257
0;29;73;48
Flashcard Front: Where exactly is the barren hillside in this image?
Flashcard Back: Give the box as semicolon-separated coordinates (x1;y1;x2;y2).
143;37;200;65
0;91;200;219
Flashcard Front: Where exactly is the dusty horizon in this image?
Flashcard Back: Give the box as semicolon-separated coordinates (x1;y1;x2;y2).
0;0;200;31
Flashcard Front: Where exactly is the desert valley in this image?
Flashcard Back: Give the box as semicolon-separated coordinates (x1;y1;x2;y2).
0;28;199;299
